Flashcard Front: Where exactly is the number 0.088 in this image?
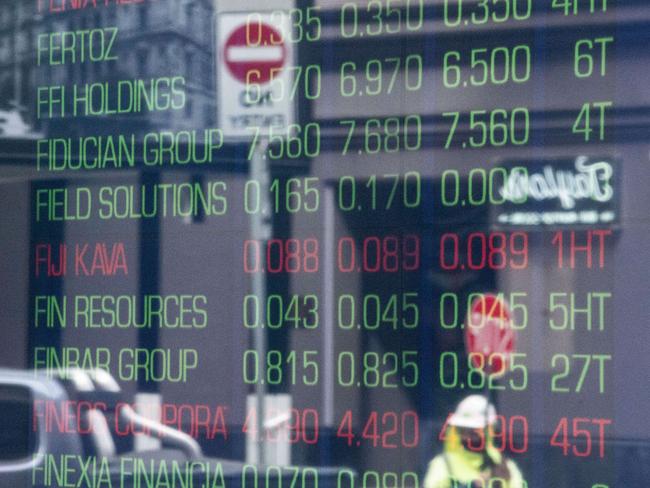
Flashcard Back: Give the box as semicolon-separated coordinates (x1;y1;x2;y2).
244;238;319;274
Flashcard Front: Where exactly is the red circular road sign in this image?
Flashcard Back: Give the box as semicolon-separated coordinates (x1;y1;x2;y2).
224;22;286;84
465;294;516;375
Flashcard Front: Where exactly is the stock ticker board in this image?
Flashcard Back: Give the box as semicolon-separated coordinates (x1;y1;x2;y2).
0;0;648;487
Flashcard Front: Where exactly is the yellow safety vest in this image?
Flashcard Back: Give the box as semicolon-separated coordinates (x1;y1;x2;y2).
423;426;525;488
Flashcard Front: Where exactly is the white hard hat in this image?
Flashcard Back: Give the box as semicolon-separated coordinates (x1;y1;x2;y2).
449;395;497;429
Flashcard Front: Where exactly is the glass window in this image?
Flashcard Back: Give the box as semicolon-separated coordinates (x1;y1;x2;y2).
0;2;647;487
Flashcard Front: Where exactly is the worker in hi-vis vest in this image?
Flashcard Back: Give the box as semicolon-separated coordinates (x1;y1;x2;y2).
423;395;525;488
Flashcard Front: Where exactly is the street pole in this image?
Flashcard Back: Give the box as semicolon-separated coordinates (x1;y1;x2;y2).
249;137;271;465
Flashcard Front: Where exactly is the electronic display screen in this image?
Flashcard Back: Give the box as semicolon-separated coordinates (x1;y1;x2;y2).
0;0;648;487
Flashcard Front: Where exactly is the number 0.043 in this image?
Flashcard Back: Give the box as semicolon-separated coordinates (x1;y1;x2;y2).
243;294;319;329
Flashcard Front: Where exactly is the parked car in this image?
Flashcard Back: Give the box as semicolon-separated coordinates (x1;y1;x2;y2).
0;368;344;487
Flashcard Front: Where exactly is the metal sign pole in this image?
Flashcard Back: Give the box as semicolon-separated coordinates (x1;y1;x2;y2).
249;137;271;465
216;1;294;466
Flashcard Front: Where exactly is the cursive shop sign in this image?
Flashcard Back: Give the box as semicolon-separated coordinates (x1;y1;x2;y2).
494;157;619;227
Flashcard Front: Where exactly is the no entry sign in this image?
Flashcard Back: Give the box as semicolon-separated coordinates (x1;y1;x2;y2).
464;294;516;375
224;23;286;84
217;12;295;139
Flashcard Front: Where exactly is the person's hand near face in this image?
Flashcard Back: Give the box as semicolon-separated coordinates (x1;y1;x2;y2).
457;427;485;451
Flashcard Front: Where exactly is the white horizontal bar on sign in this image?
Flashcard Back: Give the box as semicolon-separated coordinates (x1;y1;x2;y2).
226;46;283;63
